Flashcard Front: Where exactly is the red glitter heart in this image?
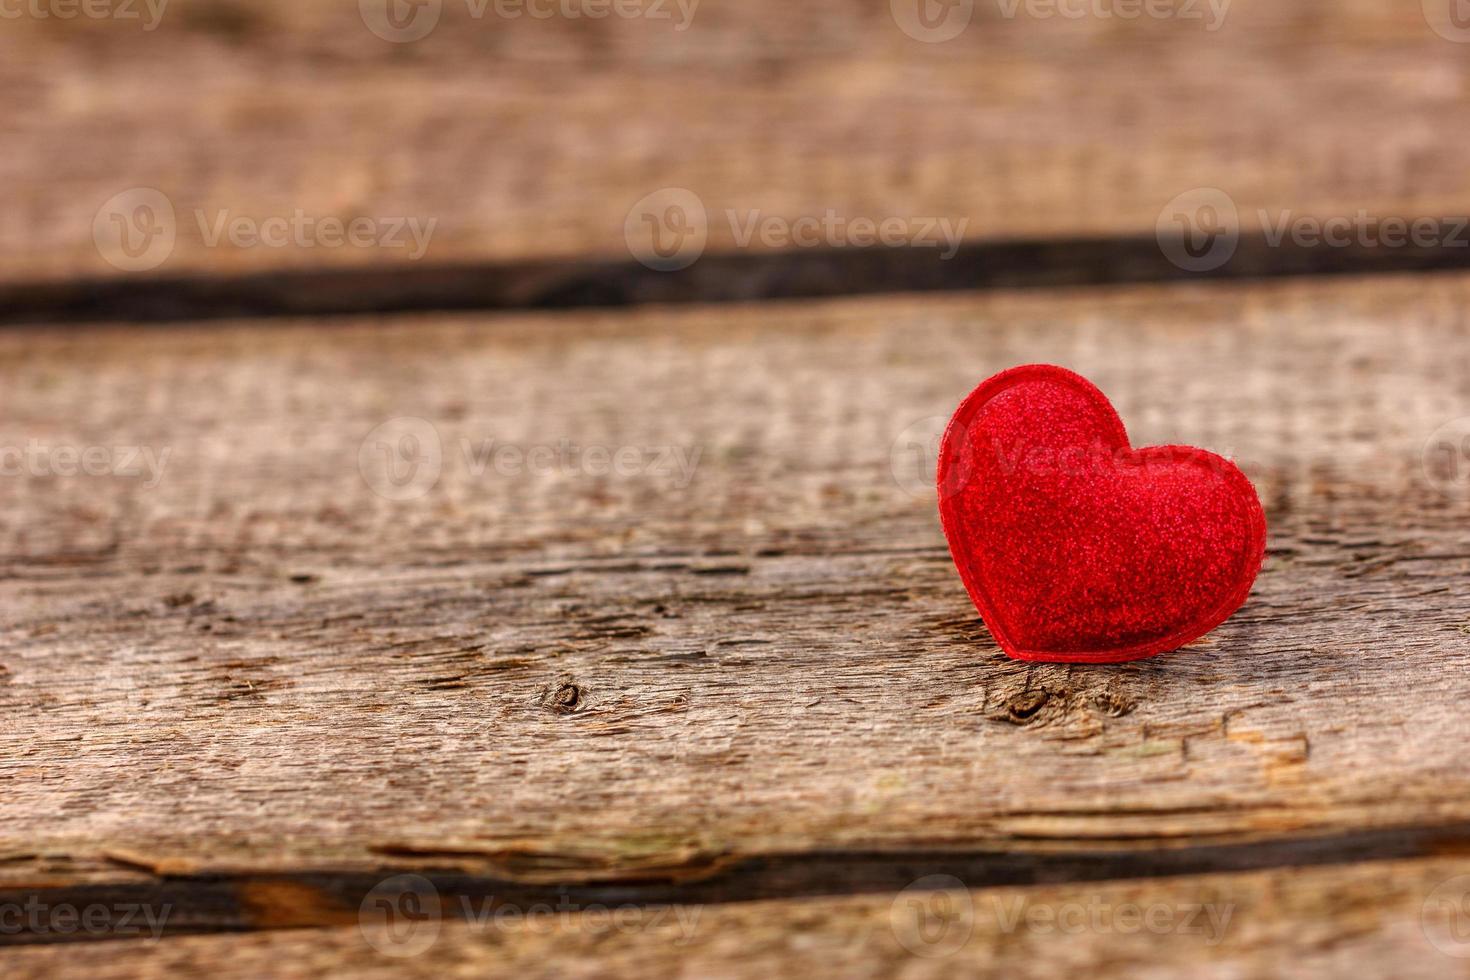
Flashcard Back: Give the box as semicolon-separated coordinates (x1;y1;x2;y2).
937;365;1266;664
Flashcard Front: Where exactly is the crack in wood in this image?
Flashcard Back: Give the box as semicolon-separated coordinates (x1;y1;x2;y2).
7;821;1470;947
6;231;1470;325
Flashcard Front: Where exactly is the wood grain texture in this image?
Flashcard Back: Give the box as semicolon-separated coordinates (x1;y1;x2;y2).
3;270;1470;908
9;858;1470;977
3;0;1470;281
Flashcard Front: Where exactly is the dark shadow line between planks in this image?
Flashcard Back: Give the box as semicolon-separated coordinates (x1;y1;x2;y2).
5;819;1470;945
6;228;1470;325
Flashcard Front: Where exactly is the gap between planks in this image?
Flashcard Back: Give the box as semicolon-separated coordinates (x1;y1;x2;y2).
5;232;1470;325
6;819;1470;945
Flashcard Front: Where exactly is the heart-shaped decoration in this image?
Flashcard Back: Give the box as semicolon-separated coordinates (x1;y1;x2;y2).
937;364;1266;663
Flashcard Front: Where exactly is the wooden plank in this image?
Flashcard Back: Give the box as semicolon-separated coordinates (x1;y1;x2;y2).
7;858;1470;976
3;270;1470;903
3;0;1470;281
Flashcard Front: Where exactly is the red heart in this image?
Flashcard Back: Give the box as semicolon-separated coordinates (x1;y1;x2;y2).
936;365;1266;664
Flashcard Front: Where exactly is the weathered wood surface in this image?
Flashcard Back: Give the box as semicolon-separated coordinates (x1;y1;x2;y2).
9;858;1470;977
3;269;1470;917
4;0;1470;281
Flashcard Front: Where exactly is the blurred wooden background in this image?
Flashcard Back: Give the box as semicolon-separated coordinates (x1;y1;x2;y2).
3;0;1470;281
5;1;1470;977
